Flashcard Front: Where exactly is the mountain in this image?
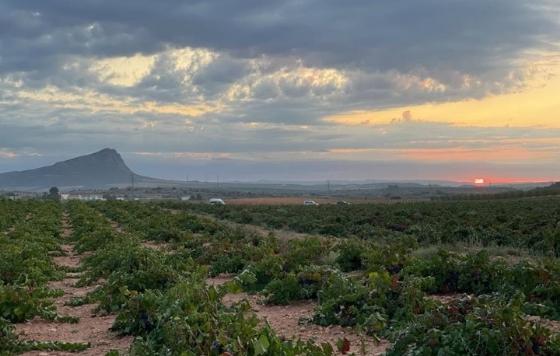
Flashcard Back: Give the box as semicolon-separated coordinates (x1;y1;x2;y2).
0;148;161;191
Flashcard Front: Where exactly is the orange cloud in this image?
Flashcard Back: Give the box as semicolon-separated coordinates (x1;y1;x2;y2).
327;143;557;164
325;54;560;128
398;147;554;162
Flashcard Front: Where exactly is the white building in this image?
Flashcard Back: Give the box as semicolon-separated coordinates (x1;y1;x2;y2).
61;194;106;201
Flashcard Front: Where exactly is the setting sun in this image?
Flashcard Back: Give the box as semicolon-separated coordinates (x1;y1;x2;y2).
474;178;485;185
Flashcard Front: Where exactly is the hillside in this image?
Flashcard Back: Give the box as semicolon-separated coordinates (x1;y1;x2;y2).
0;148;160;191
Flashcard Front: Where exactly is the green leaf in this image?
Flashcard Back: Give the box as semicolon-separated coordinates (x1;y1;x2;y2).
253;334;270;355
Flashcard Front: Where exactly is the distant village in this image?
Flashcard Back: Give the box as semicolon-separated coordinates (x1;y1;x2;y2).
0;187;199;202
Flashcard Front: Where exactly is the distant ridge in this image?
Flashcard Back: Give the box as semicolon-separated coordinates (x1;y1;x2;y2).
0;148;161;191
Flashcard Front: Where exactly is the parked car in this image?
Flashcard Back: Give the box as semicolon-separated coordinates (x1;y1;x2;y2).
209;198;226;205
337;200;351;205
303;200;319;206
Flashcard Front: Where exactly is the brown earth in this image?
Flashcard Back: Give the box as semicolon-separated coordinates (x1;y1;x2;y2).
106;216;170;251
526;316;560;333
141;240;170;251
15;213;132;356
183;209;324;241
427;293;472;304
206;274;236;287
109;220;123;233
209;276;388;355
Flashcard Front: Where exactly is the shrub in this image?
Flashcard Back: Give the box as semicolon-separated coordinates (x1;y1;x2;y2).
264;274;302;305
387;295;560;355
335;240;366;272
114;280;333;355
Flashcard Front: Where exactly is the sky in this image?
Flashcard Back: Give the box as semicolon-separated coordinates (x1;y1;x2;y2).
0;1;559;183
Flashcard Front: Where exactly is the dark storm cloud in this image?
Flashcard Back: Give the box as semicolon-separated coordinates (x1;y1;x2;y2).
1;0;557;120
1;1;560;181
1;0;558;76
192;56;250;95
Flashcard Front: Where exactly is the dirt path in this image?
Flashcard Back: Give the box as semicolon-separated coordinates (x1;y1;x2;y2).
109;220;123;234
15;212;132;356
527;316;560;333
208;276;388;355
167;208;324;241
104;215;169;251
190;210;388;353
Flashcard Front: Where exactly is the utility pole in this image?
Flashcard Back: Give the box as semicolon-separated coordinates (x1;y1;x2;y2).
130;173;135;200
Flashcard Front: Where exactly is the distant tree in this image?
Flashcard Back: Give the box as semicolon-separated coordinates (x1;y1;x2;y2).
48;187;61;201
103;193;116;201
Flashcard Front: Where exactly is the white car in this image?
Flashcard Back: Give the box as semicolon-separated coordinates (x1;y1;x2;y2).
209;198;226;205
303;200;319;206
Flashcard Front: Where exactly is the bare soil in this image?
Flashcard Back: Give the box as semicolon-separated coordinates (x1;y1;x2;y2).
206;274;236;287
141;240;170;251
221;292;388;355
185;209;322;241
106;216;169;251
109;220;123;233
427;293;472;304
15;213;132;355
208;276;388;355
52;244;81;269
526;316;560;333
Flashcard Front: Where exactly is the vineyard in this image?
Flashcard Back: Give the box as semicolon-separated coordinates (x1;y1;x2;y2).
170;198;560;254
2;197;560;355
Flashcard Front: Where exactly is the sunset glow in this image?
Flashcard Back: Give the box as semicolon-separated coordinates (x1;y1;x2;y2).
325;55;560;129
4;4;560;354
0;1;559;183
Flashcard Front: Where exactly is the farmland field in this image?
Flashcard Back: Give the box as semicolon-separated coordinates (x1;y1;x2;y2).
222;197;395;206
3;197;560;355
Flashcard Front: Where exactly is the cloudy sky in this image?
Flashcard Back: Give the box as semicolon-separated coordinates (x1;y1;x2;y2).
1;1;559;182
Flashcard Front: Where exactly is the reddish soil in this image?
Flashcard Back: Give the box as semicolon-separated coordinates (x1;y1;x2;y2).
207;276;388;355
106;215;170;251
221;292;388;355
141;241;170;251
427;293;472;304
189;210;320;241
52;244;81;269
206;274;236;287
526;316;560;333
15;213;132;355
109;220;123;233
